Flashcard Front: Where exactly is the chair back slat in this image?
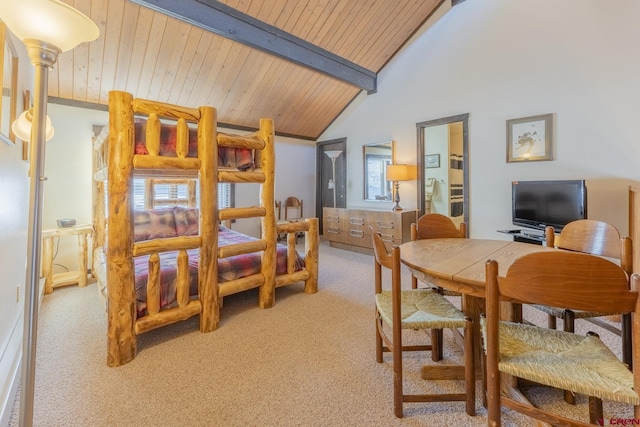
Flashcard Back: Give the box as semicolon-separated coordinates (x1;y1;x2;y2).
549;220;623;260
371;227;393;270
412;213;466;241
497;251;636;314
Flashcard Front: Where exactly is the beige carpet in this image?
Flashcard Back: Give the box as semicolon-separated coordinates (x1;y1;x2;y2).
9;240;633;426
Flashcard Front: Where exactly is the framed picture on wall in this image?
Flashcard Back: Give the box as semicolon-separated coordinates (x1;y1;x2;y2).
425;153;440;168
506;113;553;162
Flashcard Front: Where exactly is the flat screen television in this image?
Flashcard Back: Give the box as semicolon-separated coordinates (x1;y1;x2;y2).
512;179;587;232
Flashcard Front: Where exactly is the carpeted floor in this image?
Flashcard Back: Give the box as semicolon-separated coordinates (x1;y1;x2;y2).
9;240;633;426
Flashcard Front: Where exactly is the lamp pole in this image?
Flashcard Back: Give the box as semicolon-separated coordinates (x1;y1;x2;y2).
324;150;342;207
20;40;57;426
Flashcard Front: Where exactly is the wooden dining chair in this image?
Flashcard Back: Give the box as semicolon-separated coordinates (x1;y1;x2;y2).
533;220;633;368
410;213;467;360
284;196;303;220
283;196;304;242
371;230;475;418
275;200;289;242
410;213;467;290
483;251;640;426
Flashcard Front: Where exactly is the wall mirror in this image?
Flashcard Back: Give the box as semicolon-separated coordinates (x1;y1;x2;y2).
417;114;469;233
0;22;19;145
363;140;395;201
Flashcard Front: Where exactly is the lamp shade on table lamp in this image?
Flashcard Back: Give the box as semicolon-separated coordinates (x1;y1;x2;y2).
386;164;415;211
386;164;411;182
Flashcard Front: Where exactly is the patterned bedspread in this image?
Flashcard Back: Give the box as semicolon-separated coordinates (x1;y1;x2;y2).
133;226;303;316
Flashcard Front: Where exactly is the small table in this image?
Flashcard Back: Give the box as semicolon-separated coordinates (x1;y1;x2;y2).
42;224;93;294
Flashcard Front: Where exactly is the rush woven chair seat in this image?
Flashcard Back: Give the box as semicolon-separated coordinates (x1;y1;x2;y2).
376;289;467;329
483;251;640;426
372;230;475;418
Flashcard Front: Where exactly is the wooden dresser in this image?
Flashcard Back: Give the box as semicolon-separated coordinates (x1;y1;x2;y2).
323;207;417;253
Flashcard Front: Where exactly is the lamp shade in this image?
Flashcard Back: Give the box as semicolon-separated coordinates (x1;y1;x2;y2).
324;150;343;160
12;109;54;142
386;164;412;181
0;0;99;52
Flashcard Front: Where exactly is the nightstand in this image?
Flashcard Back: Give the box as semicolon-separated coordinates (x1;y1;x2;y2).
41;224;93;294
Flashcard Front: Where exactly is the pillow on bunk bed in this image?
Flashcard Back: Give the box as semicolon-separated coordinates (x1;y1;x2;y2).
133;120;199;157
218;145;254;171
173;206;199;236
133;208;178;242
131;120;255;171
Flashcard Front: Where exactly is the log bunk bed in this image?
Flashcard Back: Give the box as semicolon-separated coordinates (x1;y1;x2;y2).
92;91;319;367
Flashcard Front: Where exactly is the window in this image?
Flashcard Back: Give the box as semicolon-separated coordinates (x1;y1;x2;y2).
218;181;233;209
132;178;233;210
364;155;392;201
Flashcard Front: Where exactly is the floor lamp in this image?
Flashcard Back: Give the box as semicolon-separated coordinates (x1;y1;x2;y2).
0;2;99;425
324;150;342;207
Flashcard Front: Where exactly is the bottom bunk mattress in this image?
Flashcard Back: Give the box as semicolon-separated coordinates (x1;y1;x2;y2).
95;226;304;317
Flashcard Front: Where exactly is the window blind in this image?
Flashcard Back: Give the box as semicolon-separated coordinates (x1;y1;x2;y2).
132;179;232;210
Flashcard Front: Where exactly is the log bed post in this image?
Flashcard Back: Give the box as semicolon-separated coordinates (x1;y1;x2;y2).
106;91;137;367
304;218;319;294
198;105;218;331
258;118;277;308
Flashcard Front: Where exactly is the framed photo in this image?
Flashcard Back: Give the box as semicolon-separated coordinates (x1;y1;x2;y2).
506;113;553;162
425;153;440;168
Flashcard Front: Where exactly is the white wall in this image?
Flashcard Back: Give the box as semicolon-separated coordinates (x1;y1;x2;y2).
0;30;31;426
44;105;107;273
43;105;316;269
319;0;640;238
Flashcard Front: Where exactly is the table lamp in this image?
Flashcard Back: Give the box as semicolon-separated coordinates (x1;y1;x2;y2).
386;164;413;211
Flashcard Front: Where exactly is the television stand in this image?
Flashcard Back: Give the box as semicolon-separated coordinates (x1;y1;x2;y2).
497;229;544;246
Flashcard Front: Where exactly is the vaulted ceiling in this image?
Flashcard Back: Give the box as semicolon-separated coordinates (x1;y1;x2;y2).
50;0;448;139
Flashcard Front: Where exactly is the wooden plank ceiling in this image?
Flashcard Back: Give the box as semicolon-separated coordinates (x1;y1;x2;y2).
49;0;444;139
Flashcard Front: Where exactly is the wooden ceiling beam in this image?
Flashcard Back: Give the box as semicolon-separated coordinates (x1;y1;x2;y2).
130;0;377;93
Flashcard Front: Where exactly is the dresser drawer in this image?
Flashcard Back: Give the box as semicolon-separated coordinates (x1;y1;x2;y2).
323;208;347;244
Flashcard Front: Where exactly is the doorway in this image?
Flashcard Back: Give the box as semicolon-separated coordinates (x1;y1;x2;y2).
316;138;347;235
417;113;469;233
